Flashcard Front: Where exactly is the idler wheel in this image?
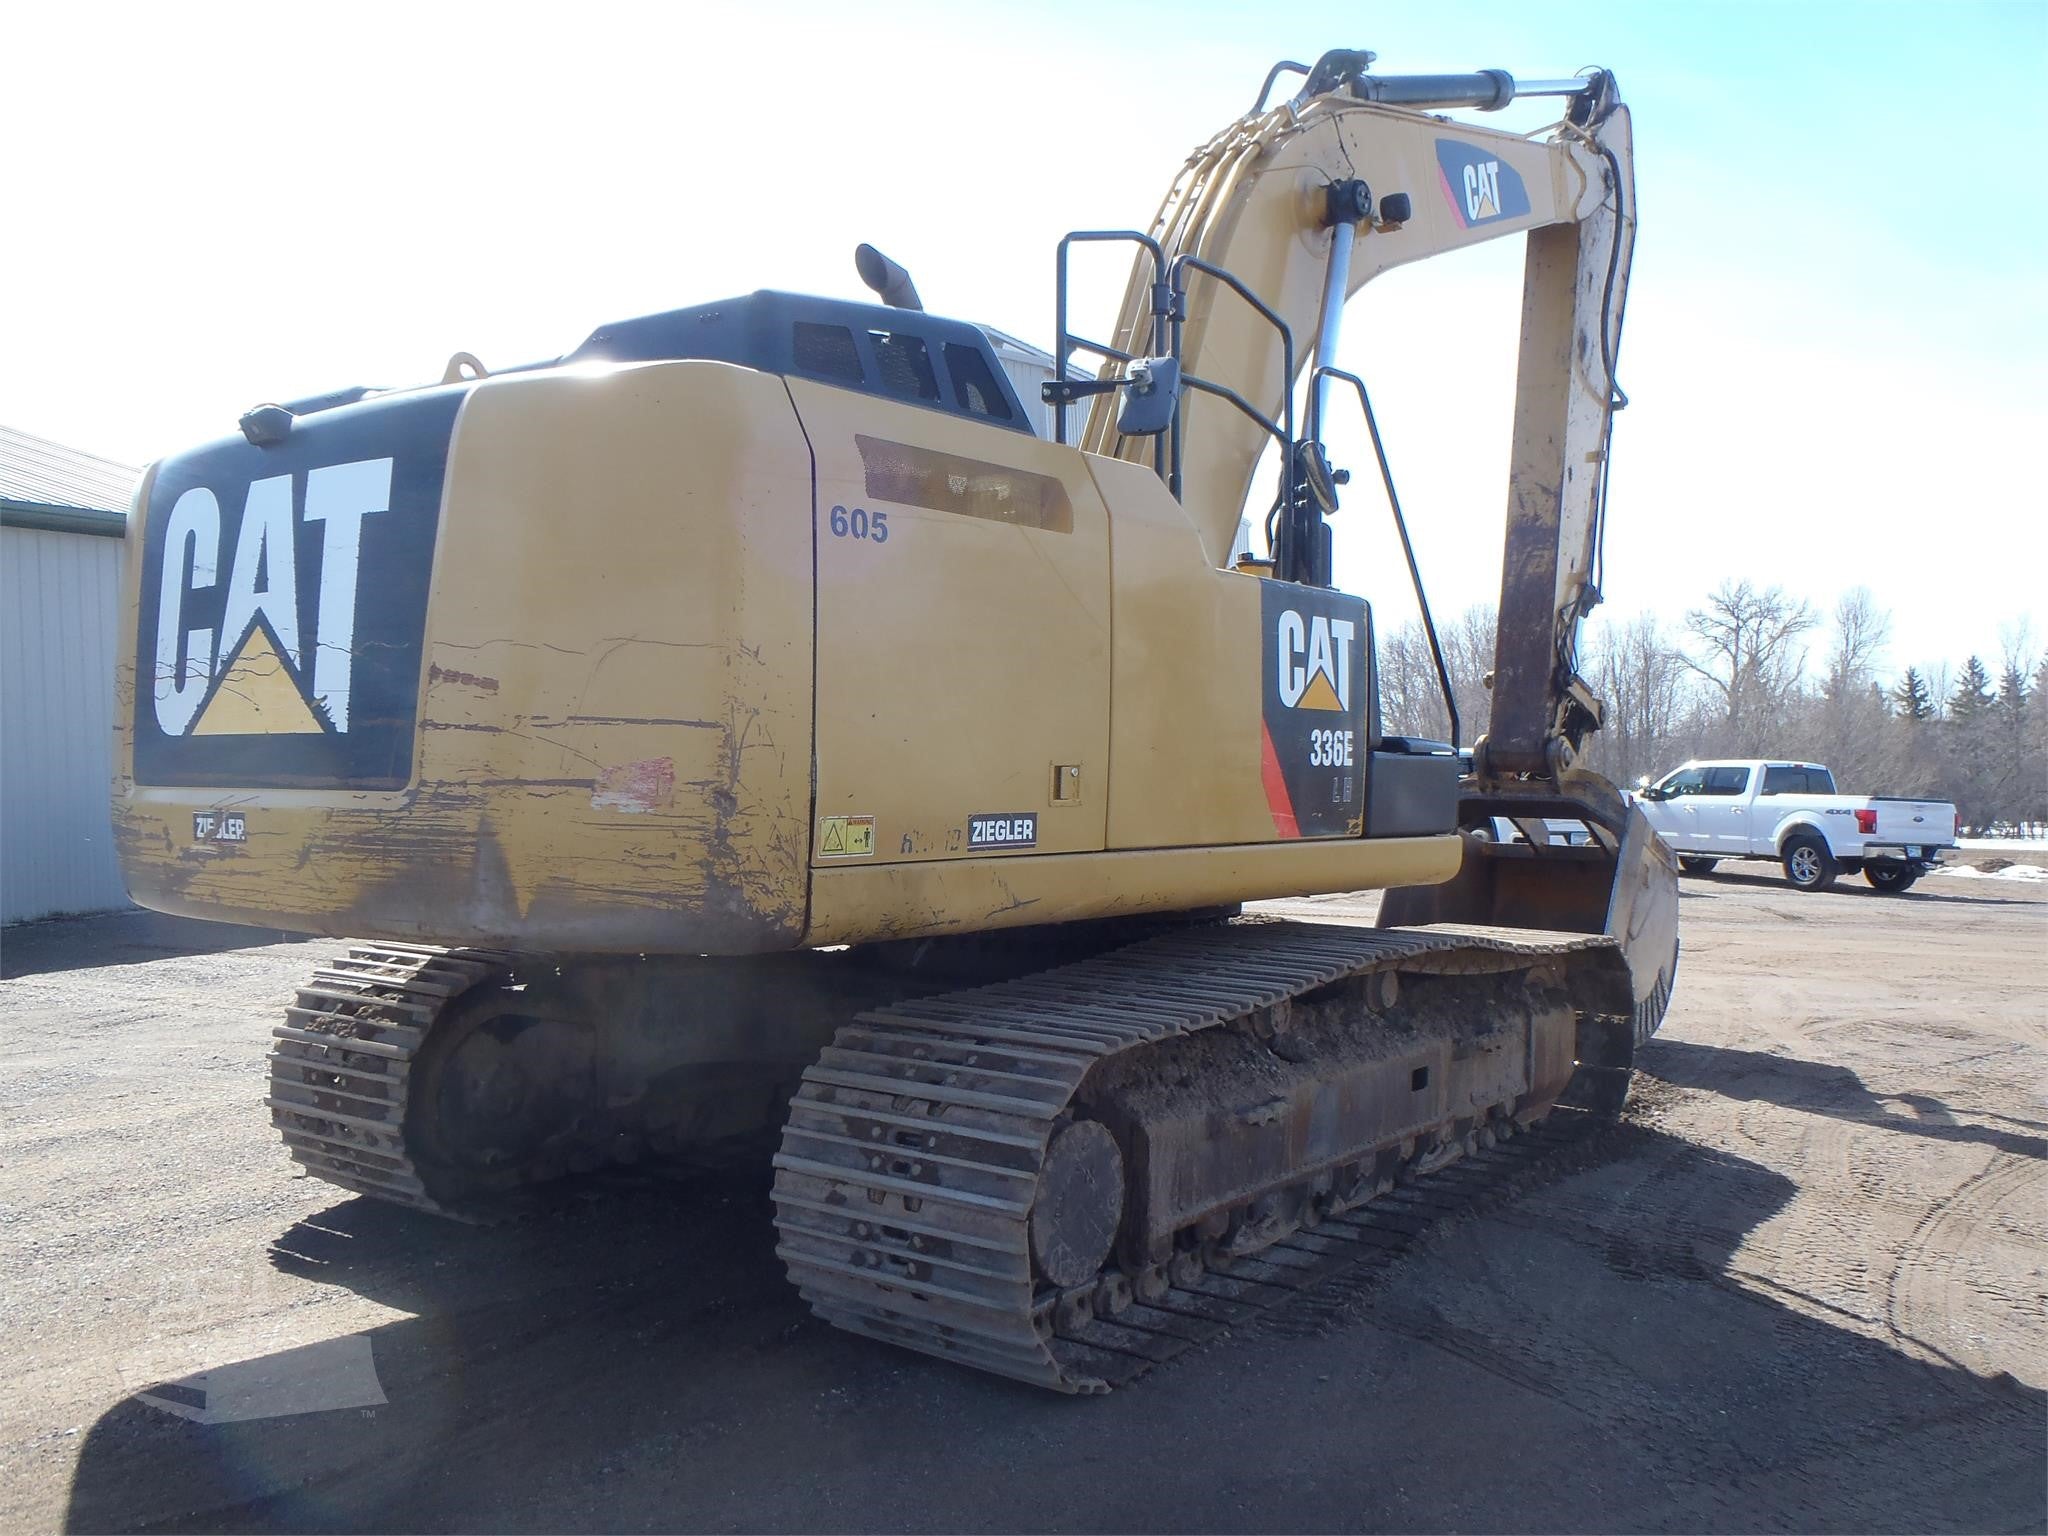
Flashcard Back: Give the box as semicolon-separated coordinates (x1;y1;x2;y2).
409;994;597;1194
1029;1119;1124;1289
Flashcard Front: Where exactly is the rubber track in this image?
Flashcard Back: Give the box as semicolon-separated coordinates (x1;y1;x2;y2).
265;942;516;1217
771;919;1618;1393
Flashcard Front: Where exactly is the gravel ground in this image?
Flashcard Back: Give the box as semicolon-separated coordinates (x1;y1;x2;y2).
1;875;2043;1534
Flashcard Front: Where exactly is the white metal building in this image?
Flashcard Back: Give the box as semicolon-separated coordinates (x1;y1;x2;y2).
2;426;138;923
984;326;1085;443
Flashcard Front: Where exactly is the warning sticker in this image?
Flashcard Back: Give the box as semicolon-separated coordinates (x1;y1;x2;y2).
817;815;876;859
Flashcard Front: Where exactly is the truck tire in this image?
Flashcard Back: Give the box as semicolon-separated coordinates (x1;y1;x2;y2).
1864;862;1920;894
1782;833;1838;893
1678;857;1718;875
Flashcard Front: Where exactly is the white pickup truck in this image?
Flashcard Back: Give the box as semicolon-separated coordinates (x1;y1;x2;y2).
1635;759;1958;893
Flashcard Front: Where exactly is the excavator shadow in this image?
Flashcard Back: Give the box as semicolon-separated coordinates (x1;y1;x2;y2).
61;1126;2047;1535
1640;1038;2048;1161
0;908;312;980
1681;867;2039;907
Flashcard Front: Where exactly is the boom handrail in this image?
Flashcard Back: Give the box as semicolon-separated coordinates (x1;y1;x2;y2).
1312;363;1460;747
1166;254;1294;508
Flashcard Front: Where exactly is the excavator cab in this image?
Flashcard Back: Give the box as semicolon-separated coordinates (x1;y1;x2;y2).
569;292;1038;433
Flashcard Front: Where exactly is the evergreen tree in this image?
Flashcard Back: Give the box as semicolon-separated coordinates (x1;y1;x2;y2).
1943;656;2000;827
1892;667;1933;721
2029;654;2048;824
1950;655;1994;719
1989;661;2032;825
1998;661;2028;718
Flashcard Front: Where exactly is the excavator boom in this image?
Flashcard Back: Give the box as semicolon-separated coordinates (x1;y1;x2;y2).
1083;56;1635;778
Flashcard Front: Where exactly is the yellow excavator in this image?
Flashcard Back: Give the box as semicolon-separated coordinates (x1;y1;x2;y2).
113;49;1676;1392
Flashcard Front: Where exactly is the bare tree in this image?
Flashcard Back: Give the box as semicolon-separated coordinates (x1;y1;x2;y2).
1375;604;1495;747
1823;588;1890;699
1998;619;2036;685
1584;611;1693;788
1680;580;1817;754
1814;588;1893;788
1443;605;1497;746
1368;576;2038;825
1924;659;1954;720
1376;620;1447;741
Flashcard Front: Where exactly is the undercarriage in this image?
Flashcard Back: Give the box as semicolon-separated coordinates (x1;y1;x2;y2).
270;912;1653;1392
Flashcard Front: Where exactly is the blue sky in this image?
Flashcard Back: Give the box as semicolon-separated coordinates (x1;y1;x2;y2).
7;0;2043;677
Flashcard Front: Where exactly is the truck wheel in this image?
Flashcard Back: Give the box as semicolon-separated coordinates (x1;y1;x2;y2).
1864;863;1920;894
1678;857;1718;875
1782;834;1838;892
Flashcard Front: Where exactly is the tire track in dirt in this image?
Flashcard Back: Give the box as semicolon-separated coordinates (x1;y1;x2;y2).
1886;1150;2048;1381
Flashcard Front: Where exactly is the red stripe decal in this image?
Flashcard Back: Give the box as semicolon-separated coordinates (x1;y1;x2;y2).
1260;721;1301;838
1436;163;1467;228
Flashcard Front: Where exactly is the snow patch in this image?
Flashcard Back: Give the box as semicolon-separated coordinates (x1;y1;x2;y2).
1931;862;2048;882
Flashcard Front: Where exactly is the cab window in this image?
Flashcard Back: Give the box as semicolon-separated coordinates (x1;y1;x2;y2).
1762;766;1830;795
792;322;863;385
943;343;1014;421
1661;767;1708;797
868;330;939;401
1704;766;1750;796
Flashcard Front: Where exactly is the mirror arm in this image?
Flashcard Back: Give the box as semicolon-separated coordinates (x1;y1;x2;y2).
1042;378;1123;405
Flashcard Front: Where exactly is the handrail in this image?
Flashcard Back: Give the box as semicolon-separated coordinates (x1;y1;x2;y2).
1312;364;1460;747
1052;231;1168;474
1180;376;1290;450
1048;232;1308;553
1166;253;1294;506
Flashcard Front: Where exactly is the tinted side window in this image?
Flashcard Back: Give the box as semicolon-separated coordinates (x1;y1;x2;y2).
1761;766;1804;795
1808;767;1837;794
944;343;1014;420
1704;766;1750;796
793;323;862;384
1664;768;1708;797
869;331;938;400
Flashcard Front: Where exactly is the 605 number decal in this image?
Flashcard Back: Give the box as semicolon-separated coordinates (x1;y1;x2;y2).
829;505;889;543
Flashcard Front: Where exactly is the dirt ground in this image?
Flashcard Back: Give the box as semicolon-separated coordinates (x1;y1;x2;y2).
2;873;2043;1535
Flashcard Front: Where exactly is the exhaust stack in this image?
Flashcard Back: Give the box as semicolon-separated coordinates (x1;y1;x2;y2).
855;244;923;311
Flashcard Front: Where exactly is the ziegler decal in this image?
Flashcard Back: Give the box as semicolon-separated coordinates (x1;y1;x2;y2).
192;811;247;844
968;813;1037;850
1260;583;1370;838
1433;139;1531;229
133;389;463;789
